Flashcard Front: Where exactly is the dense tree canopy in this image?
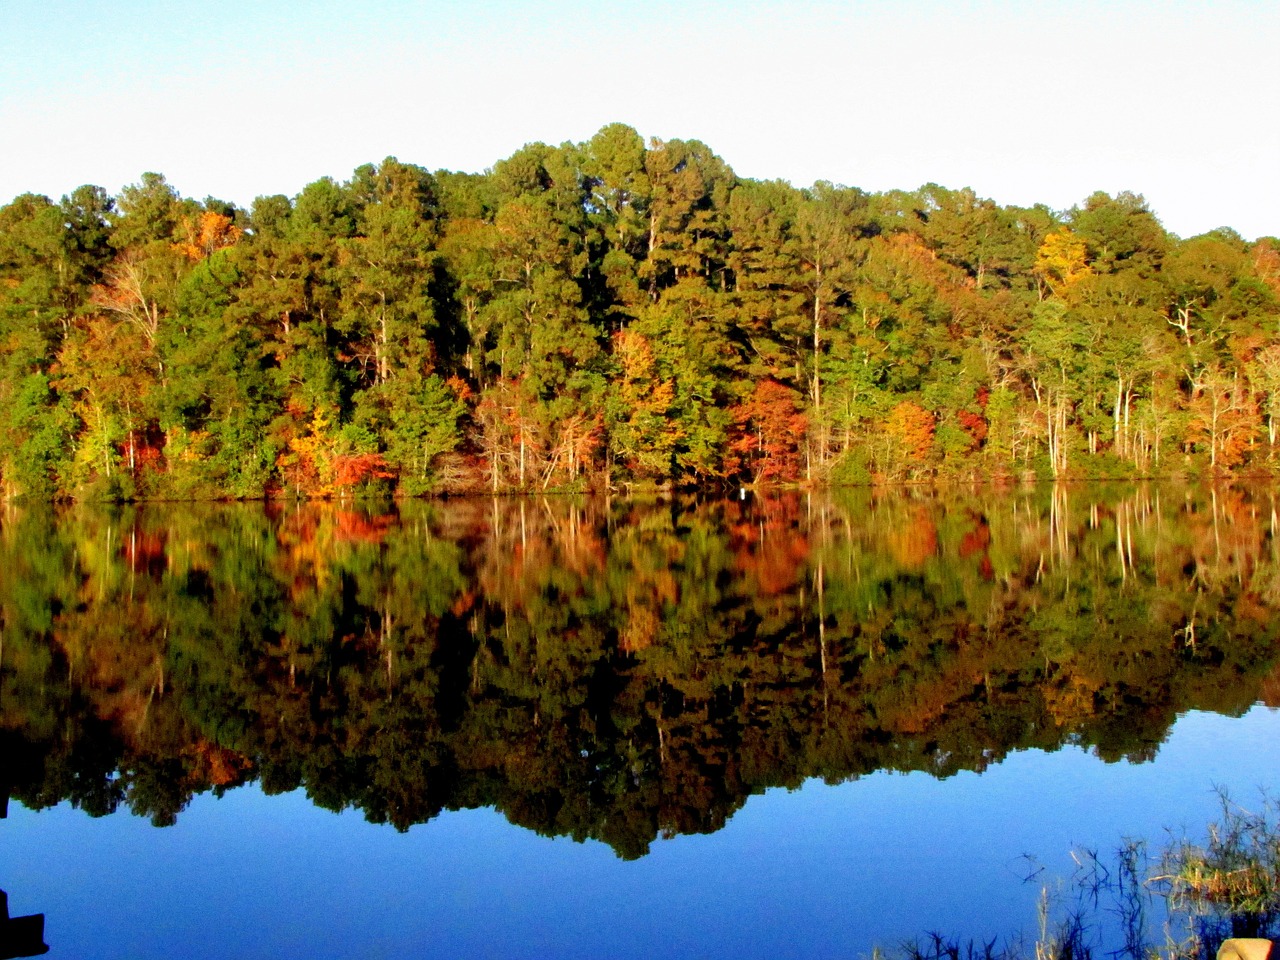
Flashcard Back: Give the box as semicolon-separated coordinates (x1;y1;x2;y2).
1;126;1277;499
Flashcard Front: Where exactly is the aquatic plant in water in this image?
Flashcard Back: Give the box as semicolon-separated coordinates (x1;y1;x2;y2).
896;789;1280;960
1153;789;1280;940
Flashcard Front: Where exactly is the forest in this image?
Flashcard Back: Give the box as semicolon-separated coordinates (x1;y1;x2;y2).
1;123;1278;500
2;487;1277;855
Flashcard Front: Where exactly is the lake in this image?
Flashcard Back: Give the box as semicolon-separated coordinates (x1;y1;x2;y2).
2;484;1279;959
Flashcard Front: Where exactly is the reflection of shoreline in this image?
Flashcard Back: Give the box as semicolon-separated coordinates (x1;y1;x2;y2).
0;893;47;960
1;791;49;957
1;487;1278;856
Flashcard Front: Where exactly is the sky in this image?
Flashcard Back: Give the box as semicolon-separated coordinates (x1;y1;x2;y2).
2;0;1277;240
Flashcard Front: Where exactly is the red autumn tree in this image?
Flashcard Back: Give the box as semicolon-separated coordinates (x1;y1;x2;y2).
726;379;809;484
331;452;395;491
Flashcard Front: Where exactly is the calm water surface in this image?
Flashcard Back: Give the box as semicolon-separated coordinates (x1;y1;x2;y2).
2;485;1279;959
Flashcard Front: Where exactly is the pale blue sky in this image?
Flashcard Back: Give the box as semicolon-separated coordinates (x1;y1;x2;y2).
2;0;1276;239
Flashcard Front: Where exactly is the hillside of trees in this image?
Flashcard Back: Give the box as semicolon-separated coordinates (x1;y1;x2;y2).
1;123;1277;500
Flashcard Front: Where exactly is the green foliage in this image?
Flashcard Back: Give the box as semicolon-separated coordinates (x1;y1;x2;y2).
829;447;873;485
112;172;185;250
1;487;1277;858
0;129;1277;500
0;372;75;498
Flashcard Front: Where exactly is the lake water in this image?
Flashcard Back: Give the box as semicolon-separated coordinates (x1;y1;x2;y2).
2;485;1279;959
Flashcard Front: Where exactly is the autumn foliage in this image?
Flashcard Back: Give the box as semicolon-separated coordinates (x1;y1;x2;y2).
2;133;1279;502
726;379;808;484
886;401;935;466
332;452;395;490
4;486;1276;851
175;210;242;261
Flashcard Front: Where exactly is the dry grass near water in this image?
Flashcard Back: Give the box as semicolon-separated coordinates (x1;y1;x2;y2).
887;789;1280;960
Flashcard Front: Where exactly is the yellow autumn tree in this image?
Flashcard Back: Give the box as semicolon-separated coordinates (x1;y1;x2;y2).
276;408;336;496
608;330;682;480
1034;229;1091;298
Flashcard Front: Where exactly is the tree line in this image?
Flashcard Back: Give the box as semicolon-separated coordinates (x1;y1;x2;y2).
1;123;1277;499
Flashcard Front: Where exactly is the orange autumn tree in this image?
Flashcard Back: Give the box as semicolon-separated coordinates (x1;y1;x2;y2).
883;400;935;478
175;210;242;262
726;379;808;484
1184;365;1260;470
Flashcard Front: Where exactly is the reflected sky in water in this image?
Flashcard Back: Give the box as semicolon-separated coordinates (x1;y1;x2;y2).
6;707;1280;960
4;487;1280;957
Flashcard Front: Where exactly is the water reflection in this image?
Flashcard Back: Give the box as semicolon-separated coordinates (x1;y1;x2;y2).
0;803;48;958
0;892;47;960
1;485;1278;858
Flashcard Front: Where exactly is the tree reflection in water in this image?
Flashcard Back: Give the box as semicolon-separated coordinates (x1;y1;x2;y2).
1;799;48;958
1;485;1278;858
0;892;47;960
